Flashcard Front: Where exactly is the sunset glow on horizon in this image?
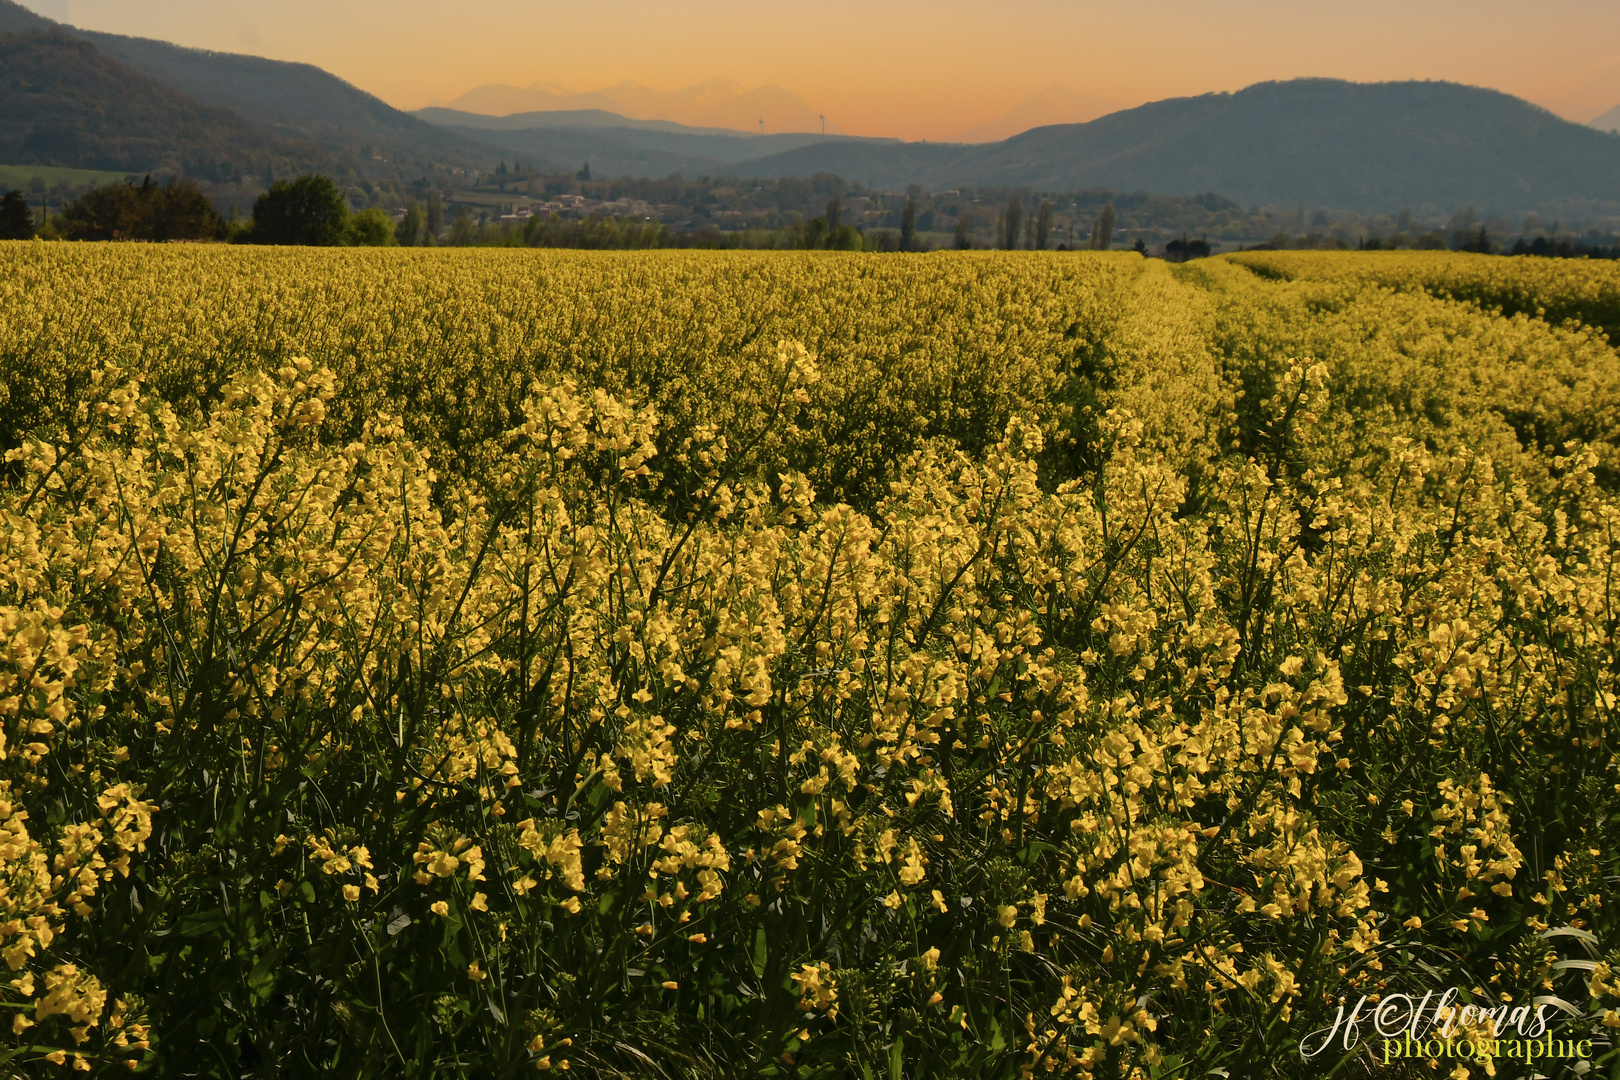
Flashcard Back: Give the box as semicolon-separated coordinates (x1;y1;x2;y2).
21;0;1620;140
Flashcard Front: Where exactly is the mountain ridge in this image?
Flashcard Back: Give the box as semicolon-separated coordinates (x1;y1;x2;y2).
953;85;1131;143
444;77;839;136
415;107;752;138
711;78;1620;213
414;106;898;179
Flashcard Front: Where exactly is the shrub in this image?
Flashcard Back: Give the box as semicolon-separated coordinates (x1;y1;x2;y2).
346;205;398;247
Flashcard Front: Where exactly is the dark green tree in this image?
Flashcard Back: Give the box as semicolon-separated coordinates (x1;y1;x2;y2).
954;209;971;250
0;189;34;239
1004;198;1022;250
397;201;425;247
1034;200;1053;250
801;216;828;249
58;177;219;241
825;196;842;232
900;197;917;252
1456;225;1492;254
577;162;592;181
1165;235;1210;261
250;175;349;245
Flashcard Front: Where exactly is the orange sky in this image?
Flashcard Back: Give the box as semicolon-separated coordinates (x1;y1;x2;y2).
26;0;1620;139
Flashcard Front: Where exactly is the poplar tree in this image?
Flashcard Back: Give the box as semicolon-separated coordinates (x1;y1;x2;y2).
427;191;444;241
1096;202;1116;249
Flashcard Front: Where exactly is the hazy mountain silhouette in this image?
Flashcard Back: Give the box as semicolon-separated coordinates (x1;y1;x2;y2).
953;85;1130;143
0;29;336;177
445;77;840;135
416;107;894;178
1593;103;1620;133
416;108;748;137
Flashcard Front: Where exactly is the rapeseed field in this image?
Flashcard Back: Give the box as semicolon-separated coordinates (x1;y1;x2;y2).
0;245;1616;1078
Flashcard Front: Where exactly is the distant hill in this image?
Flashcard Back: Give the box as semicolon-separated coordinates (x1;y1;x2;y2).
721;79;1620;214
954;86;1130;143
444;77;838;136
419;77;1620;215
946;80;1620;211
0;0;493;175
416;107;894;179
1593;103;1620;133
0;30;334;177
729;140;962;188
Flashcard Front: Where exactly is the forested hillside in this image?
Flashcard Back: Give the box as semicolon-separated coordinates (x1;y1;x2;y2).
0;0;492;177
0;30;335;177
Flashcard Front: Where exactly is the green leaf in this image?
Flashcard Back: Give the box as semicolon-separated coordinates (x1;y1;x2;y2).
246;945;287;999
175;909;228;938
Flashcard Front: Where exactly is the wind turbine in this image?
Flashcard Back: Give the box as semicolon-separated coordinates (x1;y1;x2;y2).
820;114;825;135
758;117;764;135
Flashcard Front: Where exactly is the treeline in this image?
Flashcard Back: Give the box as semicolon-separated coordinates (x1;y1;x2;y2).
411;201;912;253
1253;226;1620;259
12;169;1616;259
446;167;1232;248
1507;234;1620;259
1;175;398;245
